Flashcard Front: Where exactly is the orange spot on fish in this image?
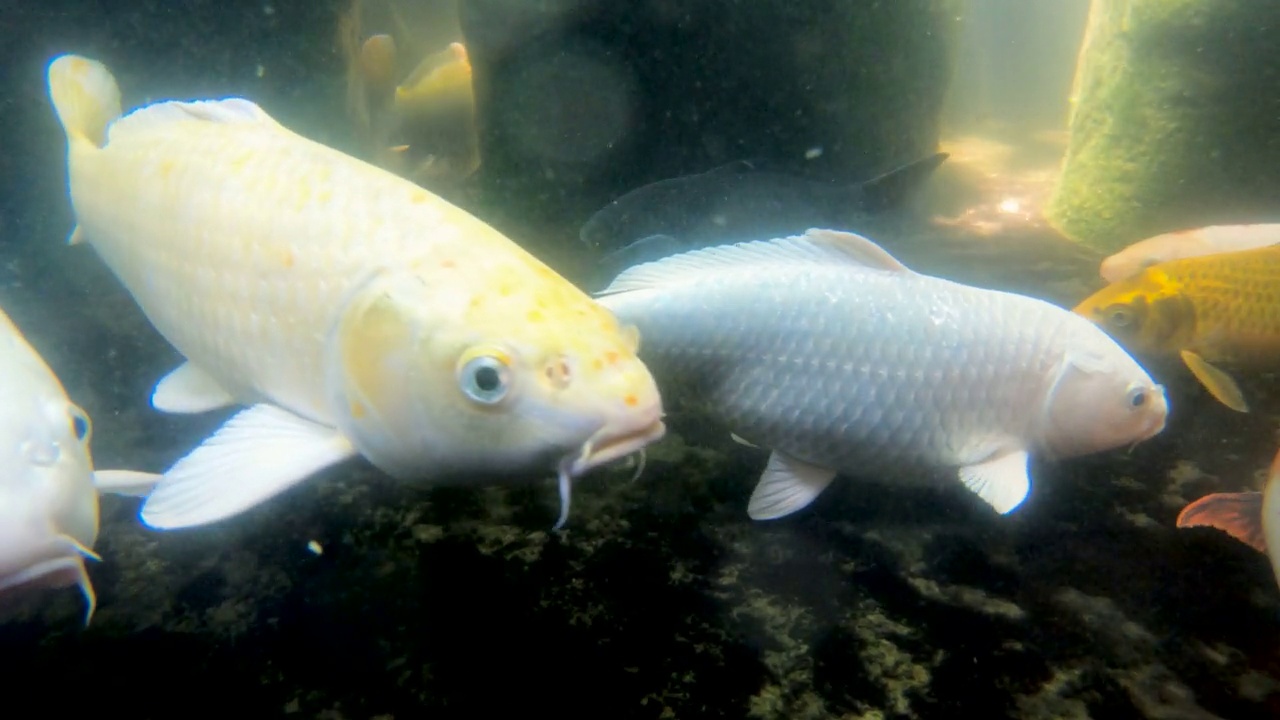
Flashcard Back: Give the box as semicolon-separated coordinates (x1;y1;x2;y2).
350;401;366;419
411;191;428;204
592;358;604;372
605;350;620;365
440;258;456;269
280;248;295;268
527;309;544;323
624;394;639;407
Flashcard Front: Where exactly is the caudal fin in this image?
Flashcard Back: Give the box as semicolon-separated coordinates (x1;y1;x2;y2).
47;54;122;149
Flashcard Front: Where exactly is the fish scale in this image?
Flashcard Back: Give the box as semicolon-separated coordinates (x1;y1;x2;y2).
599;229;1167;520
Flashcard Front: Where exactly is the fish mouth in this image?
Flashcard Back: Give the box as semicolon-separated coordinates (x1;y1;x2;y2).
567;417;668;477
548;415;667;532
0;534;99;626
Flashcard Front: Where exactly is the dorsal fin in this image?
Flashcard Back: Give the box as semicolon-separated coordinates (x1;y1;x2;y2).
108;97;281;142
596;228;913;295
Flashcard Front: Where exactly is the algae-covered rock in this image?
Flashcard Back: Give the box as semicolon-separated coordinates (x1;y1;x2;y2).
1047;0;1280;254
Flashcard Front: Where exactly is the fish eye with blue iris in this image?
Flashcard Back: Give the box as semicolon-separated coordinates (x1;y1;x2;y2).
6;1;1280;717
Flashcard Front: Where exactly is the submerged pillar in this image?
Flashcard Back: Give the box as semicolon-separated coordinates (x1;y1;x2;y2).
1046;0;1280;254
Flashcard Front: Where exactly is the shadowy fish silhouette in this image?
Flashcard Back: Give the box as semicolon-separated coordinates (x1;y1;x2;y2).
580;152;949;273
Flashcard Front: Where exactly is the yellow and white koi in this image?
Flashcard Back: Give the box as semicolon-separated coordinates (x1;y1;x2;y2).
46;54;664;532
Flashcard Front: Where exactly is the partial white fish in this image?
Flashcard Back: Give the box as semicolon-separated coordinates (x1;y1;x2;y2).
0;304;158;626
47;54;664;532
1100;224;1280;283
597;229;1169;520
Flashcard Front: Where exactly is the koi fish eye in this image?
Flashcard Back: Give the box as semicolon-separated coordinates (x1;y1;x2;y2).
1106;305;1135;328
1126;387;1147;408
458;354;511;405
69;405;91;443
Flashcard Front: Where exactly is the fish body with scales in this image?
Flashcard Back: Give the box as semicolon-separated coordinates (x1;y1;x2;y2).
1075;244;1280;413
47;54;664;532
596;229;1168;519
0;303;158;625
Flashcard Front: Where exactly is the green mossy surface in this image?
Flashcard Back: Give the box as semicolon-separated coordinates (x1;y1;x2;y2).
1047;0;1280;253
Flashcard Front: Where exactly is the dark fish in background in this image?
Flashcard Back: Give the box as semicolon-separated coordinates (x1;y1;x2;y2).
580;151;950;272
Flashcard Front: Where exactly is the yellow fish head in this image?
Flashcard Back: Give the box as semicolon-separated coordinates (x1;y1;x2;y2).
325;267;666;488
1071;270;1194;358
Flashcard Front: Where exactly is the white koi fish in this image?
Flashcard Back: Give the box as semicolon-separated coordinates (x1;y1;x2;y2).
597;229;1168;520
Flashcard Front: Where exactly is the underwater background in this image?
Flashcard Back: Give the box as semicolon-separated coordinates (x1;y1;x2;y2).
5;1;1280;718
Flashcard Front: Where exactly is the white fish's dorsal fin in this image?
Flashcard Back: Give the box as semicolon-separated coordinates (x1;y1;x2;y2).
799;228;913;273
109;97;281;142
596;228;912;296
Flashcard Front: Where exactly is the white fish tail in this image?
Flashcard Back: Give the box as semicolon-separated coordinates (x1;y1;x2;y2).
47;54;122;149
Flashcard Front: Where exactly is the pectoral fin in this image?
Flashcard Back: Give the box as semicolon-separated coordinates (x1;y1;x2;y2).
151;361;237;414
140;404;357;530
958;449;1031;514
747;451;837;520
1176;491;1267;553
1180;350;1248;413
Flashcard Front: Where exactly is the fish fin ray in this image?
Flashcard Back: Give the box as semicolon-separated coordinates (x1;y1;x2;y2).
140;404;357;530
1176;491;1267;553
747;451;837;520
596;228;910;296
151;361;238;414
730;432;758;448
958;449;1031;514
109;97;280;143
1180;350;1248;412
93;469;162;497
68;225;84;245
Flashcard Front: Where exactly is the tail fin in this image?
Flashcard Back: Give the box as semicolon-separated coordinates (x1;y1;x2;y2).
856;151;950;214
47;54;122;149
